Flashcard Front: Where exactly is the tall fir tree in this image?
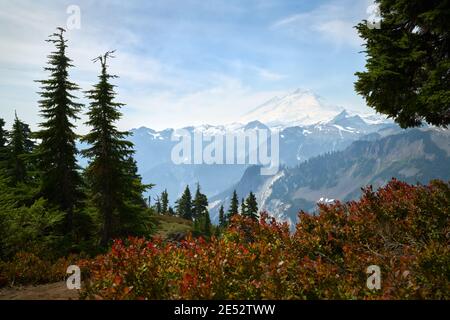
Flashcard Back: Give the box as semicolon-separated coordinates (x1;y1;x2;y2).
161;189;169;214
175;185;193;220
123;156;150;208
7;114;35;185
192;183;208;220
201;210;212;237
192;183;211;236
35;28;83;234
218;205;226;228
82;51;149;246
227;190;239;220
154;195;162;215
244;192;258;220
240;198;246;215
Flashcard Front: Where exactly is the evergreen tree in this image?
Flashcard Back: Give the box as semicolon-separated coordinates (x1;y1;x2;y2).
227;190;239;220
7;114;34;185
202;210;212;237
192;184;211;236
82;51;149;246
175;185;193;220
154;196;162;215
161;189;169;214
355;0;450;128
122;156;151;210
192;184;208;220
168;206;175;216
218;205;226;228
240;198;246;215
244;192;258;220
35;27;83;233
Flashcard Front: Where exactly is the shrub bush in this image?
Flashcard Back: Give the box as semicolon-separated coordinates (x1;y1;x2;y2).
0;252;79;287
80;179;449;300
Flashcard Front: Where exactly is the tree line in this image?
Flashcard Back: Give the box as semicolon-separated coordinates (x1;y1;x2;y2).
0;27;263;259
0;28;150;258
152;186;259;236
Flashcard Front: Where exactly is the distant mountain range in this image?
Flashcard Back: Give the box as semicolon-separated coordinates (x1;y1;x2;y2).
239;88;388;128
78;88;449;225
209;128;450;226
124;89;397;204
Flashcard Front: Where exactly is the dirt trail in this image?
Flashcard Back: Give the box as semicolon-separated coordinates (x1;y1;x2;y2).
0;282;79;300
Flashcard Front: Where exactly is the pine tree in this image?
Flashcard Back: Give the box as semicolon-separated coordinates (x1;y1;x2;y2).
82;51;149;246
175;185;193;220
122;156;151;209
192;183;208;220
154;196;162;215
202;210;212;237
244;192;258;220
227;190;239;220
35;27;83;233
218;205;226;228
7;114;35;185
168;206;175;216
161;189;169;214
192;183;211;236
240;198;246;215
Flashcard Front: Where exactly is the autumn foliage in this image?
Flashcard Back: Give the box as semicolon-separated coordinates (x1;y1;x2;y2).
80;179;449;299
0;252;79;287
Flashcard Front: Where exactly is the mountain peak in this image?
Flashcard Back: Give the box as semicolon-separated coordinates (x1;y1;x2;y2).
290;88;315;96
244;120;269;130
329;109;369;129
240;88;341;128
333;110;350;120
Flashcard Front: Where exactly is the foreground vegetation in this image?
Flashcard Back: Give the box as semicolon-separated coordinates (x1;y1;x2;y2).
78;179;449;300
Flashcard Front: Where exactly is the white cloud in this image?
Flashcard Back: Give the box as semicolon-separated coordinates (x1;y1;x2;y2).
120;75;285;130
224;59;286;82
1;1;288;132
0;0;374;132
256;68;286;81
271;1;366;48
315;19;362;47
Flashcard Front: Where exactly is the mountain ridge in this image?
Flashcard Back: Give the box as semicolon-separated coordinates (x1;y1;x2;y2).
209;128;450;225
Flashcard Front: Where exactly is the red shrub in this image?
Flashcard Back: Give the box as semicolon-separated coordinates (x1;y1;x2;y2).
80;179;450;300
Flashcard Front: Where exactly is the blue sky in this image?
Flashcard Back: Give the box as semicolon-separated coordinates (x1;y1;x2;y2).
0;0;375;132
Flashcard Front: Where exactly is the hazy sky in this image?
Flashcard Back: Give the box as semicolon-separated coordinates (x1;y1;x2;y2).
0;0;376;132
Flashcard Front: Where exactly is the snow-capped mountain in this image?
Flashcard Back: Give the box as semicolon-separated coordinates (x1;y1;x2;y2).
239;88;391;130
125;110;395;203
81;88;394;207
240;88;343;127
115;88;449;227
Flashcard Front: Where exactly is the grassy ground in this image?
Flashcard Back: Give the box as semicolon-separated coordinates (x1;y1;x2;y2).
150;214;193;240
